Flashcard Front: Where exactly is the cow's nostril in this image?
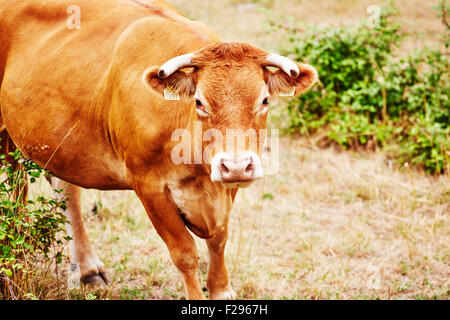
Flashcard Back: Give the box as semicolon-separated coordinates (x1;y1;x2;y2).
220;163;229;173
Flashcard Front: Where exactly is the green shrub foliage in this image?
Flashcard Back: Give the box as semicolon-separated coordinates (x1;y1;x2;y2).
0;149;69;299
265;4;449;174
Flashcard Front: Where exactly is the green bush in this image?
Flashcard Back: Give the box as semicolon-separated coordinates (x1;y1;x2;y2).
0;148;69;299
265;3;449;174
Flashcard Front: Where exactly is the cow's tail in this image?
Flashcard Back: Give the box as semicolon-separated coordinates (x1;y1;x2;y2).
0;115;28;203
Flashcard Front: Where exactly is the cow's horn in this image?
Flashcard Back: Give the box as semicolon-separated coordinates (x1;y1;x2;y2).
264;53;300;78
158;53;195;79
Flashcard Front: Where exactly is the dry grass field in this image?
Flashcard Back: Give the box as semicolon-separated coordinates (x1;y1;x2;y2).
27;0;449;300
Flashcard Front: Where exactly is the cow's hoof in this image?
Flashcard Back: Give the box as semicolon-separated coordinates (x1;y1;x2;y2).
209;288;237;300
81;271;109;285
77;262;109;286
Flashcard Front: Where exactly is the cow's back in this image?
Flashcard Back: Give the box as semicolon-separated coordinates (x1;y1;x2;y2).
0;0;155;97
0;0;212;89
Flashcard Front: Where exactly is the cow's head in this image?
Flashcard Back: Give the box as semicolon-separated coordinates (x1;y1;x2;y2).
144;42;317;188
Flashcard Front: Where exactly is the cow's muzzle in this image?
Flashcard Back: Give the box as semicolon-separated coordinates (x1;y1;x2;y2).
210;151;263;188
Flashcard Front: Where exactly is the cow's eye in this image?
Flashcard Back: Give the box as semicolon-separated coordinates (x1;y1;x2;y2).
195;99;209;117
258;97;270;115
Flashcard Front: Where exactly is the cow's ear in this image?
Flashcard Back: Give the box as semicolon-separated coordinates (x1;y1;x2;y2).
264;63;318;97
143;66;197;100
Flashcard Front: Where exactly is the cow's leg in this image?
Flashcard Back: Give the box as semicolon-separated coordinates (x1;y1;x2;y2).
206;227;236;300
134;185;205;300
52;178;107;284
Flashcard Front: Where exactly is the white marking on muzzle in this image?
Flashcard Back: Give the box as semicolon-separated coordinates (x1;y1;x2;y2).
210;151;263;188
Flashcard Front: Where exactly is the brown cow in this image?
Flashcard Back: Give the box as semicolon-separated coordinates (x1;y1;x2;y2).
0;0;317;299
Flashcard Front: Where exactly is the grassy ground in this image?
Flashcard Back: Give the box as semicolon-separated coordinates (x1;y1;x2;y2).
32;137;449;300
28;0;449;300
